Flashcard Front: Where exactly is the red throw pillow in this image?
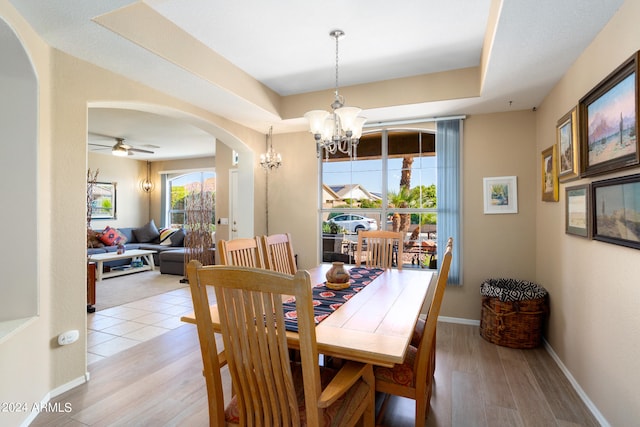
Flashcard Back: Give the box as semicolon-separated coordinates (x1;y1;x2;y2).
99;226;125;246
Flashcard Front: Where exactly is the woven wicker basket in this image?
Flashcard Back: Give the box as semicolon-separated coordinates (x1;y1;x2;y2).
480;295;548;348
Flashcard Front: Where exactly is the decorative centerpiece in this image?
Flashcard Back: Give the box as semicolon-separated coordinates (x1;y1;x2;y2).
325;262;351;290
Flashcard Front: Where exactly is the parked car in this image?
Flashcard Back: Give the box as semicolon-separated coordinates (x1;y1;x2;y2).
328;214;378;233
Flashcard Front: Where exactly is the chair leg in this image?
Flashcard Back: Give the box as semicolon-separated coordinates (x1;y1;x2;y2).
375;393;391;425
416;386;434;427
416;399;428;427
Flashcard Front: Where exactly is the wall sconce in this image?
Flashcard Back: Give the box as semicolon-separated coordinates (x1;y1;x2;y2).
140;161;154;193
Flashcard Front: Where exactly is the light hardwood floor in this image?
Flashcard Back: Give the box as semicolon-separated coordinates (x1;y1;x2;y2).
32;321;599;426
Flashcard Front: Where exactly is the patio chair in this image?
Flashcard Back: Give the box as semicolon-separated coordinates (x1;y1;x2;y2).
355;230;404;269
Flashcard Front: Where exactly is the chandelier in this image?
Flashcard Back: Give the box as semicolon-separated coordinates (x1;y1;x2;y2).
260;126;282;171
140;161;154;193
305;30;366;160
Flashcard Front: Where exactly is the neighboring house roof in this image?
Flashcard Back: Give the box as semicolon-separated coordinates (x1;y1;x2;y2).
322;184;341;203
326;184;381;202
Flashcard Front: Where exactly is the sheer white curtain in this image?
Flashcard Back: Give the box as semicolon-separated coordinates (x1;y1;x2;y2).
436;119;462;285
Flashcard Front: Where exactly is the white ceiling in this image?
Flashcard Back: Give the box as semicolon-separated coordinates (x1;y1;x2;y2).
9;0;625;160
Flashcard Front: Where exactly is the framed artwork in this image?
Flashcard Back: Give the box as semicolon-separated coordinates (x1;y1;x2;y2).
91;182;117;219
592;174;640;250
565;184;591;238
541;145;559;202
483;176;518;214
579;51;639;177
557;107;579;182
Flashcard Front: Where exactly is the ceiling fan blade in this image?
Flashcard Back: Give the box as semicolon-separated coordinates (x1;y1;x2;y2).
88;143;112;149
128;147;155;154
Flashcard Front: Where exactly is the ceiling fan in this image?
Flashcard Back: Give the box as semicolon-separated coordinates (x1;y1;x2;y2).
89;136;156;157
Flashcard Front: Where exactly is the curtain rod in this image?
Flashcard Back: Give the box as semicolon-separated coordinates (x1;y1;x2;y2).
363;115;466;128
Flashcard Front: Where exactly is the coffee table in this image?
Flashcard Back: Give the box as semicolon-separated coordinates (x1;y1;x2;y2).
88;249;157;281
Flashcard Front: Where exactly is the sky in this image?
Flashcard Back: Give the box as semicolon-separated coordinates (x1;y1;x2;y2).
322;156;437;194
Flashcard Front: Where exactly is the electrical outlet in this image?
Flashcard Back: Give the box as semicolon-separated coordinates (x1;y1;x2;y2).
58;330;79;346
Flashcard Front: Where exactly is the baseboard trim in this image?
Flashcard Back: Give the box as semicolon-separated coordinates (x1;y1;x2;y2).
436;317;609;426
21;373;89;427
543;340;610;427
439;316;480;326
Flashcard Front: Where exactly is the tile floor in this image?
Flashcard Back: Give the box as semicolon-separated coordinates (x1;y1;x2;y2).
87;287;196;364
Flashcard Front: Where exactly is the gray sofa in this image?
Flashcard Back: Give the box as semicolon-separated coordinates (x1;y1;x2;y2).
87;220;188;275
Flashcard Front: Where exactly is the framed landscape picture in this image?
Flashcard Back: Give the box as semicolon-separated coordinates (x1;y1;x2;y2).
91;182;117;220
579;51;640;177
541;145;559;202
483;176;518;214
557;107;579;182
592;174;640;249
566;184;590;238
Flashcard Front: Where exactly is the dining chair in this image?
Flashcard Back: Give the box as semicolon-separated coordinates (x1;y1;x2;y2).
186;260;235;426
261;232;297;275
374;238;453;426
355;230;405;270
191;263;376;426
217;237;265;268
411;237;453;346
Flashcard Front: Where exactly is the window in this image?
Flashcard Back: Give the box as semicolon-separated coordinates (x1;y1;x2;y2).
166;171;216;229
321;129;438;269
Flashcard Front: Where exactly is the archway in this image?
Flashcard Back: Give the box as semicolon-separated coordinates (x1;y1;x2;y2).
0;17;38;333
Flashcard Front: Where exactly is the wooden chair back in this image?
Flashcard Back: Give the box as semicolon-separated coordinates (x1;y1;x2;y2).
355;230;404;270
217;237;265;268
261;233;297;275
191;264;375;426
186;260;228;426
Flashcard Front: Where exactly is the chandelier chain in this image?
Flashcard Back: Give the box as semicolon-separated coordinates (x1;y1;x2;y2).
334;32;339;99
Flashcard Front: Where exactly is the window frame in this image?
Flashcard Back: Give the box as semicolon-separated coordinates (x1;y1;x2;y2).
319;128;438;268
164;169;216;229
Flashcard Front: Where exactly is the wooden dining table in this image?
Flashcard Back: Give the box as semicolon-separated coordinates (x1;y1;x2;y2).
180;263;434;367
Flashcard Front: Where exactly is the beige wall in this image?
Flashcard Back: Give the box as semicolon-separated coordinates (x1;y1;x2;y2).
263;130;320;269
2;0;638;425
444;111;538;319
535;1;640;424
87;153;151;228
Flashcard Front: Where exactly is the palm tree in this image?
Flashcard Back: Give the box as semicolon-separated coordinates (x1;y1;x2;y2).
397;157;414;233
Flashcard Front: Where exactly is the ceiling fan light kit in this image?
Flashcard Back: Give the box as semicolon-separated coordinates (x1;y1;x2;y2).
89;136;156;157
112;140;129;157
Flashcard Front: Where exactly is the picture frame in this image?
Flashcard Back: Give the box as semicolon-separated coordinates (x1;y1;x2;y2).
541;145;559;202
90;182;117;219
592;174;640;250
483;176;518;214
579;51;639;177
565;184;591;238
557;107;579;182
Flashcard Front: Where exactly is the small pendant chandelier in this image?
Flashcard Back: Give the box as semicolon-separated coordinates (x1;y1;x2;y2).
260;126;282;171
140;161;154;193
305;30;366;160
